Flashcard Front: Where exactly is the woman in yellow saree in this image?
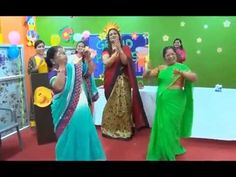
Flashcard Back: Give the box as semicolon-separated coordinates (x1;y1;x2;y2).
144;46;197;160
27;40;48;127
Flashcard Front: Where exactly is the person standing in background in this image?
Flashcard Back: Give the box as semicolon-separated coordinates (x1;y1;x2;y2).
27;40;48;128
173;38;186;63
68;40;99;114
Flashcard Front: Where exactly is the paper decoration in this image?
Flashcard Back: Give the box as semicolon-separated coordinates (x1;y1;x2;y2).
50;34;61;46
162;35;169;42
196;50;201;54
143;32;149;39
196;37;202;43
217;47;223;53
73;33;82;42
60;26;74;41
180;21;186;27
103;22;120;34
131;32;138;40
203;24;208;29
0;33;3;43
81;30;90;40
34;86;53;107
98;32;106;40
223;20;231;28
25;16;39;47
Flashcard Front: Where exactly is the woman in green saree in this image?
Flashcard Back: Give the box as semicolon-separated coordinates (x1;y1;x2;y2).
46;46;106;161
144;46;197;161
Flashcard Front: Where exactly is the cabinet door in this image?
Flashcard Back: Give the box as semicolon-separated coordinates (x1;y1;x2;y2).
0;45;28;137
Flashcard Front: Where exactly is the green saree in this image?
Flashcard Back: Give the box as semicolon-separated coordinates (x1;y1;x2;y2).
147;63;193;161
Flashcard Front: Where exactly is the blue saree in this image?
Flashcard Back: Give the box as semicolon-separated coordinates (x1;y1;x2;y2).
49;62;106;161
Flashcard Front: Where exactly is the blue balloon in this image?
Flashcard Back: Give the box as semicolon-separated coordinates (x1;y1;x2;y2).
7;45;20;60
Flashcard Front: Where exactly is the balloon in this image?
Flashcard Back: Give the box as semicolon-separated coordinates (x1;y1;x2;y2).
0;33;3;43
50;34;61;46
7;45;20;60
73;33;82;42
8;31;21;45
81;30;90;40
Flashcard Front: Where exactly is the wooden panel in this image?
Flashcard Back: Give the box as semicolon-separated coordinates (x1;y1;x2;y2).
30;73;56;145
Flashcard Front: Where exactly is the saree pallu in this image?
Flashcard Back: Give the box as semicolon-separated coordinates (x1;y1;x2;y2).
68;54;99;105
147;63;193;160
50;63;106;161
101;73;133;139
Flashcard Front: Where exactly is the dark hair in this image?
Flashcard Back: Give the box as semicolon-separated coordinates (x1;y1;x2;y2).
75;40;87;54
34;40;45;49
106;28;122;55
45;46;62;70
173;38;184;49
76;40;87;48
162;46;176;58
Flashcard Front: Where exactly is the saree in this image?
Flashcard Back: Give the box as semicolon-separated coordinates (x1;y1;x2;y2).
147;63;193;160
68;54;99;106
49;62;106;161
101;46;149;139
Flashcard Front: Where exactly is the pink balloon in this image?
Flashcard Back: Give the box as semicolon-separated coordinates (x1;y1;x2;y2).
8;31;21;45
82;30;90;40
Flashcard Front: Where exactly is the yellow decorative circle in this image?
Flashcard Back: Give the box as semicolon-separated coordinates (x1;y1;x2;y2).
50;34;61;46
34;86;53;108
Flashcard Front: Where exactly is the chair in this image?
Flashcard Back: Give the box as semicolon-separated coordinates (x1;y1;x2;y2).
0;107;23;150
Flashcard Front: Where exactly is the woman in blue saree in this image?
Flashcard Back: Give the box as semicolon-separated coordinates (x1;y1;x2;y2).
46;46;106;161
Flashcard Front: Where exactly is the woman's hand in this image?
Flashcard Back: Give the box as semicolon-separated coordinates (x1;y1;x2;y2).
151;67;159;76
112;50;119;58
174;69;197;82
173;69;182;76
143;67;159;78
114;41;122;52
83;47;91;56
143;70;151;78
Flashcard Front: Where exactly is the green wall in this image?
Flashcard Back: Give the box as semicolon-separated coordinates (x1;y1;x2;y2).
37;16;236;88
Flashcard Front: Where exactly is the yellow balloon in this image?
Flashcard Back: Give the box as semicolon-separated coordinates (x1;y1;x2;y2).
0;33;3;43
50;34;61;46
